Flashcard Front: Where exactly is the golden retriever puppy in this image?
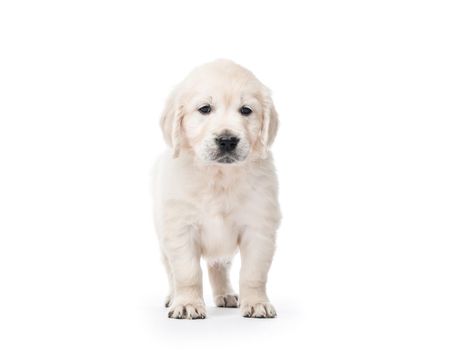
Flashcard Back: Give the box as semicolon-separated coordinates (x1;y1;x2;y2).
153;59;280;319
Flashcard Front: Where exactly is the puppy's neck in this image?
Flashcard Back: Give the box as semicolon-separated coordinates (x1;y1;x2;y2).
199;161;248;184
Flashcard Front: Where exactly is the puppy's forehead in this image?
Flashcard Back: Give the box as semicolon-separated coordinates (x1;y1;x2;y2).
194;83;257;104
185;77;261;109
183;60;258;88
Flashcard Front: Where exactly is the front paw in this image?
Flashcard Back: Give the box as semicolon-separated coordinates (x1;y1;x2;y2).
214;294;239;308
168;302;206;320
240;301;277;318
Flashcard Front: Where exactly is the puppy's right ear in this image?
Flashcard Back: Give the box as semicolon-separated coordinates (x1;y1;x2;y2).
160;89;183;158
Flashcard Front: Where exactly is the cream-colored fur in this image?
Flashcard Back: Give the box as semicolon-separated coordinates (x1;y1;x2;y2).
153;59;280;319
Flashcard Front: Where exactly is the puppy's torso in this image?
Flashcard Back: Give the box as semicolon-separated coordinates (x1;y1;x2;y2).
153;150;280;261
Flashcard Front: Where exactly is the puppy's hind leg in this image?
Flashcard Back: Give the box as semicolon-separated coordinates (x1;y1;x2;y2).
161;253;174;308
207;260;239;308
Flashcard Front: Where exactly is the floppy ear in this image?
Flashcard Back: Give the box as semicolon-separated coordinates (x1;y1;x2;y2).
260;90;279;158
160;90;184;158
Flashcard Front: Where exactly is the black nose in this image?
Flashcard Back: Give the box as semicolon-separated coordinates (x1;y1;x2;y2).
215;135;239;152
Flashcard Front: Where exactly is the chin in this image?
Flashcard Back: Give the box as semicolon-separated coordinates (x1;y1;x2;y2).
216;157;236;164
196;148;248;165
201;156;242;165
213;152;248;165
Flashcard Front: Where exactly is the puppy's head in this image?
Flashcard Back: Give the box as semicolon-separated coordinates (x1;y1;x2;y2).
160;59;278;164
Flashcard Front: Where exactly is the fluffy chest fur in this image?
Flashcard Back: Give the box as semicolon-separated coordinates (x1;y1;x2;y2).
196;167;252;259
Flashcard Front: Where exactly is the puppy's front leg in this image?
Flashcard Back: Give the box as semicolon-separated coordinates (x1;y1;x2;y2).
239;230;277;318
163;225;206;319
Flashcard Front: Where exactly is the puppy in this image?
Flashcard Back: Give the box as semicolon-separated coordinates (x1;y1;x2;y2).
153;59;280;319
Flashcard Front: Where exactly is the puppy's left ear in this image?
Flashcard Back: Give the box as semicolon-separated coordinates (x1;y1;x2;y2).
160;89;184;158
260;89;279;158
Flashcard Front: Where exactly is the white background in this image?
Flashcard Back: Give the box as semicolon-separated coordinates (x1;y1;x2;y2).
1;0;461;349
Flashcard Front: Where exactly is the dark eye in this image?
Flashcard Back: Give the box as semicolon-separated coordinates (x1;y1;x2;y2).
198;105;212;114
240;106;252;116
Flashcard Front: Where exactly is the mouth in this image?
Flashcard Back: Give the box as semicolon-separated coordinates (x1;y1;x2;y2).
215;155;237;164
